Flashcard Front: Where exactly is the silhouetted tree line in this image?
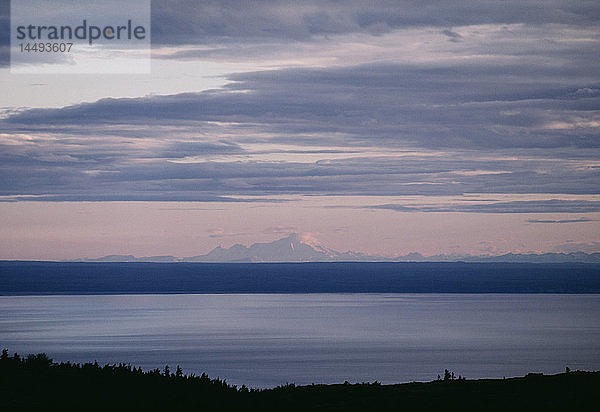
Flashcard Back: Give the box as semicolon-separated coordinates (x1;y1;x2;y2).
0;348;236;386
0;348;245;410
1;349;599;411
437;369;466;381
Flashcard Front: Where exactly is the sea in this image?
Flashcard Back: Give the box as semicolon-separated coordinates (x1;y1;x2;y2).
1;293;599;388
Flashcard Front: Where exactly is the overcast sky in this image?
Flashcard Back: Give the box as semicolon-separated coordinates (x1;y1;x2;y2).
1;0;599;259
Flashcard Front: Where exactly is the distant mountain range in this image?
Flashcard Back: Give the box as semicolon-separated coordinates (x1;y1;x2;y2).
76;234;600;263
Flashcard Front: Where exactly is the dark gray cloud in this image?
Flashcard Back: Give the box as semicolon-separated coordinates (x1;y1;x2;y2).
150;1;600;45
6;1;597;47
527;218;597;223
0;0;8;67
368;200;600;214
1;138;598;200
2;58;599;200
2;1;599;204
157;140;245;158
442;29;462;42
4;1;600;66
2;63;598;200
5;60;600;150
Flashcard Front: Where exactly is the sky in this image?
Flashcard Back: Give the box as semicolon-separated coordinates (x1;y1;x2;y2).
1;0;599;260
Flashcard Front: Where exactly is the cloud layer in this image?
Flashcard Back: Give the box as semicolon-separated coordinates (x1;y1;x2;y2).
150;0;600;45
1;1;599;210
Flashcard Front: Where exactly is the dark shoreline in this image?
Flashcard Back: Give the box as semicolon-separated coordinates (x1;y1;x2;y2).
1;350;598;411
2;261;600;295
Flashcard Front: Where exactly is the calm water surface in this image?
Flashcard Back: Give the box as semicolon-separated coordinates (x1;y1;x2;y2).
1;294;599;387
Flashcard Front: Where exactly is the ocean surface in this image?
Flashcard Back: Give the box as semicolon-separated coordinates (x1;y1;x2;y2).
1;293;599;388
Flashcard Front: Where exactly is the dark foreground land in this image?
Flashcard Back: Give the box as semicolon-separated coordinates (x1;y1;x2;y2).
1;350;598;411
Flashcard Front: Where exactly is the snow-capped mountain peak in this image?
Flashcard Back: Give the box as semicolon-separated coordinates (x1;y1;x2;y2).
186;233;344;262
